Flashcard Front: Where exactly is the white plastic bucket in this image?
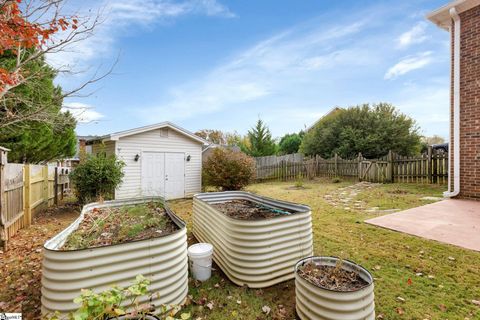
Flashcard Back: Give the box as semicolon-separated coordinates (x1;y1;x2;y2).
188;243;213;281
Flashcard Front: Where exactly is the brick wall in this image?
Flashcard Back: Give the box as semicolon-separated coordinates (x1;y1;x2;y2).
453;6;480;199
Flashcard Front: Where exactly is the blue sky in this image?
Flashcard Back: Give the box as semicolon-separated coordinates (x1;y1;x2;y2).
52;0;451;139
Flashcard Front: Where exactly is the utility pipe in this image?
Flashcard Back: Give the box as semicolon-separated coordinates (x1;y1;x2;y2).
444;7;461;198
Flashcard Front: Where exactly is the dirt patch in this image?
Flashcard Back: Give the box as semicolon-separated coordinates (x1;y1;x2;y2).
297;261;369;292
212;199;294;220
0;203;80;318
286;186;307;190
387;188;410;195
62;202;179;250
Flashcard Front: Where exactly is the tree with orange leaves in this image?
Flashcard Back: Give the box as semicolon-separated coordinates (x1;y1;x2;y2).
0;0;108;129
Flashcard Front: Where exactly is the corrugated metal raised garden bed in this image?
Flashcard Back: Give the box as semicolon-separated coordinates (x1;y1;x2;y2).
193;191;313;288
295;256;375;320
41;197;188;315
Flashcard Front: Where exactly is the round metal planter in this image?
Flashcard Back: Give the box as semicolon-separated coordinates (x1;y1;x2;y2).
41;197;188;316
193;191;313;288
295;256;375;320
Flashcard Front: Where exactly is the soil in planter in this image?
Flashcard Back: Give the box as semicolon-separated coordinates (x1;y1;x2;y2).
297;261;369;291
212;199;295;220
62;202;179;250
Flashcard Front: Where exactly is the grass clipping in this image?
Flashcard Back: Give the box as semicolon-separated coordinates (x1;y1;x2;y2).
62;202;178;250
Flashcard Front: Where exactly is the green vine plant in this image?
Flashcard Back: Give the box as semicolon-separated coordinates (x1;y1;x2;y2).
47;275;190;320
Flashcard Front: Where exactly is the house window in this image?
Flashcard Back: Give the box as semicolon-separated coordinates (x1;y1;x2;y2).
160;128;169;138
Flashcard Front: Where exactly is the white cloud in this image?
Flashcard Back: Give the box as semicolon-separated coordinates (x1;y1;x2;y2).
141;20;370;121
384;51;433;80
62;102;105;123
397;22;428;48
47;0;234;68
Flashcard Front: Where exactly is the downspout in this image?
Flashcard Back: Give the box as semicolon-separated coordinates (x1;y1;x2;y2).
444;7;461;198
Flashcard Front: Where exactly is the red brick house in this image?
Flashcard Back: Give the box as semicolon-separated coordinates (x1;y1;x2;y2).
428;0;480;200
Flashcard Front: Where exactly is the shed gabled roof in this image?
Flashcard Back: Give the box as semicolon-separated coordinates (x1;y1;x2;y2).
427;0;480;30
93;122;210;145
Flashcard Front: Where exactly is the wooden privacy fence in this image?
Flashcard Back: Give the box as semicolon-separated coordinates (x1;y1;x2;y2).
255;148;448;184
0;157;70;249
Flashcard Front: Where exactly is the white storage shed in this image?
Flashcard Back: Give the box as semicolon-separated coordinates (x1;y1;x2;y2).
87;122;208;200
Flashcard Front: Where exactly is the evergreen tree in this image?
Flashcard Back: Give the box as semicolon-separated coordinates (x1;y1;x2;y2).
246;119;277;157
0;53;77;163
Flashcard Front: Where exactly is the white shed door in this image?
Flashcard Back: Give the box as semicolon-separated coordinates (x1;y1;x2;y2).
141;152;184;199
165;153;185;199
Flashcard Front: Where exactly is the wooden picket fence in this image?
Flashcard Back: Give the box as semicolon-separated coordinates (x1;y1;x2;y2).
0;148;70;249
255;148;448;184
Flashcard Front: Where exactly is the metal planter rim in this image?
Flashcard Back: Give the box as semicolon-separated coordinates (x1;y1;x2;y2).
44;197;186;252
295;256;374;293
193;190;311;219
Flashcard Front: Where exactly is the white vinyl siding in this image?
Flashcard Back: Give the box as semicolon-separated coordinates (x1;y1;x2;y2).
114;128;202;199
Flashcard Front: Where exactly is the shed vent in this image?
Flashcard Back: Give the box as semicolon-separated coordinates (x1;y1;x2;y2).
160;128;169;137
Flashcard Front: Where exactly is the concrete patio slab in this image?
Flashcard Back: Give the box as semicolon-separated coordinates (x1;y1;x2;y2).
365;199;480;251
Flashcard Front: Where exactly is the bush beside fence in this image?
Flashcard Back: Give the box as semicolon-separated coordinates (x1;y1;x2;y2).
255;148;448;184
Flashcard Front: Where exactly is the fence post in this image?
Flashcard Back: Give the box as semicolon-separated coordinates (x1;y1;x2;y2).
43;165;49;206
357;153;362;181
24;165;31;227
54;167;58;205
0;156;5;250
427;146;433;184
387;150;394;183
432;149;438;184
334;153;338;177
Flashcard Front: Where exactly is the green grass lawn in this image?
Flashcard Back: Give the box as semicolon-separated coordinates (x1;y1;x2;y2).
169;179;480;320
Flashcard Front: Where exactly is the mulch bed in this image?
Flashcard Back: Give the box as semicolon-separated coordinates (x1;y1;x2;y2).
0;203;80;319
212;199;294;220
297;261;369;291
62;202;179;250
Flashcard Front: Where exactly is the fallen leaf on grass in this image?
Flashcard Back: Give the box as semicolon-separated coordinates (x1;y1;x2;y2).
471;300;480;306
262;305;271;315
438;304;447;312
396;307;405;315
206;301;214;310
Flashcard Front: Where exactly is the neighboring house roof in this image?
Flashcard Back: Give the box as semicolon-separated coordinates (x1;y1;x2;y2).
77;135;99;141
305;106;343;132
88;122;210;145
427;0;480;30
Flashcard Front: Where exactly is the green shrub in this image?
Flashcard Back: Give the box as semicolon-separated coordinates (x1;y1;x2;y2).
332;177;342;183
294;174;304;188
70;153;125;203
48;275;190;320
203;148;256;190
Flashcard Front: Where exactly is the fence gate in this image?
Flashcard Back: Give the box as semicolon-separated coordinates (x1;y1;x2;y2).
359;159;389;183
